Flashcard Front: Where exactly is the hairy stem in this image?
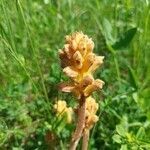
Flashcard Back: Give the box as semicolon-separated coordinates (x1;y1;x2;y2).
69;95;86;150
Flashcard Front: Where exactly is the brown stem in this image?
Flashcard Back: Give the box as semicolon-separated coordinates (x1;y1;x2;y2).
82;130;89;150
69;95;86;150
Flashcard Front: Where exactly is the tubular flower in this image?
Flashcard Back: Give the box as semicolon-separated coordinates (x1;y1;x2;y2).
59;32;104;99
84;96;99;130
54;100;73;123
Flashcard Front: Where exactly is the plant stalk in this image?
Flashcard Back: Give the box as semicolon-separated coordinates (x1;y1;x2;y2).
69;95;86;150
82;130;89;150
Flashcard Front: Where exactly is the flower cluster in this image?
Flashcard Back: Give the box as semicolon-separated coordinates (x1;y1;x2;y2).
54;100;73;123
59;32;104;99
85;96;99;130
54;97;99;129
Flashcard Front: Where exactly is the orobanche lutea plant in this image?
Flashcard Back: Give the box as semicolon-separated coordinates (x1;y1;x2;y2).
58;32;104;150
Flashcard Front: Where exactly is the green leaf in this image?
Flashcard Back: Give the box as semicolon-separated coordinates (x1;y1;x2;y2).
128;66;138;89
136;127;145;140
102;18;114;43
116;125;126;137
120;144;127;150
112;27;137;49
112;134;122;143
138;88;150;120
132;92;138;103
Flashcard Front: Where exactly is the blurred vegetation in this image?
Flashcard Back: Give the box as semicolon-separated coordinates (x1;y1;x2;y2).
0;0;150;149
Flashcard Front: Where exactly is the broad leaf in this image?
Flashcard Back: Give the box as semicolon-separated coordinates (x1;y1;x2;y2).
112;27;137;49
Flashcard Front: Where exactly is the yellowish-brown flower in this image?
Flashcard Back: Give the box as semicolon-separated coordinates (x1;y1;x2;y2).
54;100;73;123
85;96;99;130
59;32;104;99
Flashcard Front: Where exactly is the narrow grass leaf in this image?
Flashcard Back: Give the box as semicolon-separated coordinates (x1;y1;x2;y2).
128;66;138;90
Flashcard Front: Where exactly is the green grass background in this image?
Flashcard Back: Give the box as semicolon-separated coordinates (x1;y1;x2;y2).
0;0;150;149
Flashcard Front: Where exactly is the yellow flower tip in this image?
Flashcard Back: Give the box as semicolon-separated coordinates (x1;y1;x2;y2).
85;96;99;130
83;79;104;97
54;100;67;113
86;97;99;113
88;56;104;73
66;107;73;123
93;115;99;122
73;51;83;69
63;66;78;78
54;100;73;123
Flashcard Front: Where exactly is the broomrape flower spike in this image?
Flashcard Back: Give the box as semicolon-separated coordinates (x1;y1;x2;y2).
59;32;104;150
